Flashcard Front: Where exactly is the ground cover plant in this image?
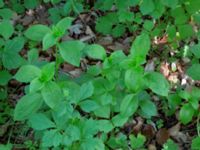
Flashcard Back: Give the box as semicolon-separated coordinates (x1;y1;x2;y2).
0;0;200;149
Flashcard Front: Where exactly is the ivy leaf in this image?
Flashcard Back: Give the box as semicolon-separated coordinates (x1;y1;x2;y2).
140;0;155;15
179;104;194;125
144;72;170;96
0;20;14;39
186;64;200;80
24;24;51;41
130;33;151;65
28;113;56;130
14;65;41;83
14;93;43;121
84;44;106;60
59;41;85;66
41;81;63;109
120;94;139;117
0;70;12;86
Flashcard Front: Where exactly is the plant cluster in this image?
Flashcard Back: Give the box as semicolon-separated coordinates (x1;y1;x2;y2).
0;0;200;149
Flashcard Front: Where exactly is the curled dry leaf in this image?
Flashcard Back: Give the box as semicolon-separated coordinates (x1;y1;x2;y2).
168;123;181;137
160;62;170;78
142;124;156;139
156;128;170;145
133;117;144;135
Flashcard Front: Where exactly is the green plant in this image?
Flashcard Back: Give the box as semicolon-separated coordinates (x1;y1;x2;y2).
0;0;200;149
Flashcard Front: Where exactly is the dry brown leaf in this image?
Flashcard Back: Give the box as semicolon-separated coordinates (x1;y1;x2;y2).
156;128;170;145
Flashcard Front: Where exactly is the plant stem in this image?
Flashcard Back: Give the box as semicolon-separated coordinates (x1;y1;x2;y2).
197;113;200;137
55;44;60;80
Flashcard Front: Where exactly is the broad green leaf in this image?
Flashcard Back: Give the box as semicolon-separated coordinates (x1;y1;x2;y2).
24;24;51;41
97;120;114;133
190;43;200;58
42;33;57;50
130;134;146;149
28;48;39;63
162;139;179;150
0;70;12;86
130;33;151;65
59;41;85;66
30;78;44;93
144;72;170;96
140;99;157;118
79;100;99;112
85;44;106;60
2;52;25;69
24;0;38;9
14;65;41;83
179;104;194;124
191;137;200;150
79;82;94;100
0;0;4;8
56;17;73;33
42;129;62;147
94;105;110;118
178;24;194;39
125;67;144;92
161;0;178;8
111;114;129;127
140;0;155;15
14;93;43;121
4;37;25;53
120;94;139;117
41;81;63;108
0;8;13;20
0;143;12;150
40;62;55;82
187;64;200;80
28;113;55;130
0;20;14;39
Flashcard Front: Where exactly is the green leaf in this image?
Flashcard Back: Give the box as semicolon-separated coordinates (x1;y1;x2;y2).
14;93;43;121
41;81;63;108
0;8;13;20
140;99;157;118
79;82;94;100
130;33;151;65
178;24;194;39
2;52;25;69
0;0;4;8
97;120;114;133
24;25;51;41
161;0;178;8
111;114;129;127
130;134;146;149
125;67;144;92
42;130;62;147
191;137;200;150
30;78;44;93
179;104;194;124
85;44;106;60
187;64;200;80
56;17;73;33
14;65;41;83
28;113;55;130
140;0;155;15
144;72;170;96
79;100;99;113
42;33;57;50
0;143;12;150
4;37;25;53
190;43;200;58
24;0;38;9
0;70;12;86
59;41;85;66
162;139;179;150
0;20;14;39
120;94;139;117
40;62;55;82
94;105;110;118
